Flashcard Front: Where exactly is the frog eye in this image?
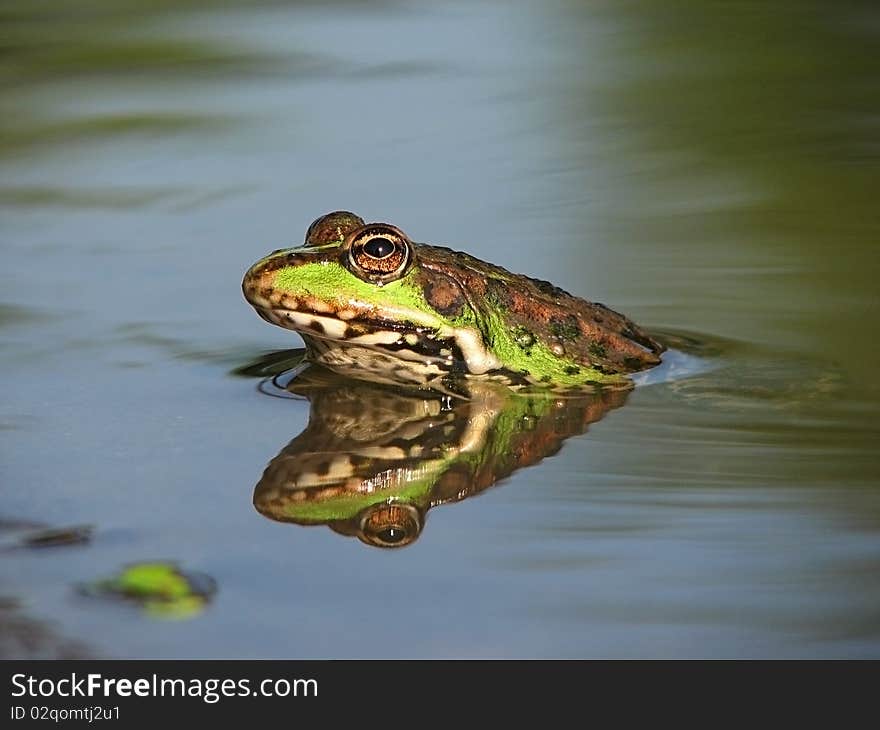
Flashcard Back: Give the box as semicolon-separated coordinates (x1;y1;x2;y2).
357;503;423;548
344;223;413;283
304;210;365;247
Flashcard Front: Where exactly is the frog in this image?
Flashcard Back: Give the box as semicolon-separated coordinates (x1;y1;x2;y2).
242;211;664;393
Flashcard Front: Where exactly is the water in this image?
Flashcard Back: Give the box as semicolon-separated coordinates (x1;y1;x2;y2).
2;0;878;658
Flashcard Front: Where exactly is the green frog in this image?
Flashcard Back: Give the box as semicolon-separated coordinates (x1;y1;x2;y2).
242;211;664;392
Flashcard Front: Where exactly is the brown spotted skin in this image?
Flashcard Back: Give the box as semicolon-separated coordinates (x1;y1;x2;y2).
415;244;665;374
304;211;365;247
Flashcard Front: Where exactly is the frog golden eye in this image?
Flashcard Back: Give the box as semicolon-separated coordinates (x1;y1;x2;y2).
344;223;412;283
357;503;423;548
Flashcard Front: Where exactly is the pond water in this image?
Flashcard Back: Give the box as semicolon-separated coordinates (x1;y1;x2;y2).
2;0;878;658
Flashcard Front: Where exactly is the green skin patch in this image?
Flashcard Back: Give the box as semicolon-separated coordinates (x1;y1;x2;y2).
279;465;438;523
273;259;444;330
266;249;627;388
477;305;612;386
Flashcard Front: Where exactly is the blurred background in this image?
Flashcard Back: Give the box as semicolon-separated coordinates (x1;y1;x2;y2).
1;0;878;657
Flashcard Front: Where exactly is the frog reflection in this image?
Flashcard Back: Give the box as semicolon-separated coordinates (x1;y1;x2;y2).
250;360;627;548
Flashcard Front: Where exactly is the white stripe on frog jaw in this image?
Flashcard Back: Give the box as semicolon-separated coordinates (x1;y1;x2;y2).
258;306;501;378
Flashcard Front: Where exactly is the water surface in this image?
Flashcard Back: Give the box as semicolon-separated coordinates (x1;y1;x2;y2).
1;0;878;658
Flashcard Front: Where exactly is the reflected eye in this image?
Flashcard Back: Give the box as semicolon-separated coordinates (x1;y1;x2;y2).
358;503;422;549
345;223;412;283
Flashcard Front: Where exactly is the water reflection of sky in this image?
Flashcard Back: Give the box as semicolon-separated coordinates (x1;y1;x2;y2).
1;0;878;657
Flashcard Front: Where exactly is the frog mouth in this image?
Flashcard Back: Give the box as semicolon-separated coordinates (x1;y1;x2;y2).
256;305;433;347
253;304;468;369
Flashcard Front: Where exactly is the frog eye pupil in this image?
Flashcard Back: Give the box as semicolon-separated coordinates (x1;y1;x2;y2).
378;527;406;544
364;237;394;259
